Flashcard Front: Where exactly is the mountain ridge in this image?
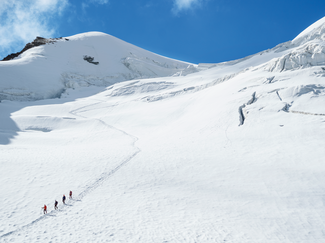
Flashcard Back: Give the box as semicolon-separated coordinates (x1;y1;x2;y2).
1;17;325;102
0;31;193;101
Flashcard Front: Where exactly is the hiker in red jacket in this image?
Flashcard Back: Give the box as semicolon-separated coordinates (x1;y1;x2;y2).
43;204;47;214
69;190;72;199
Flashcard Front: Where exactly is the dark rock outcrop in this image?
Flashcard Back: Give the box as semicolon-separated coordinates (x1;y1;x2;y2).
83;55;99;65
2;37;69;61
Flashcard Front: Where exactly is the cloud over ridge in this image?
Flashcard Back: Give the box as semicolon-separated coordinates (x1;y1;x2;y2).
172;0;201;14
0;0;68;57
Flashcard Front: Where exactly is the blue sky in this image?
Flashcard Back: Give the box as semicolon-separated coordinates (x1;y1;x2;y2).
1;0;325;64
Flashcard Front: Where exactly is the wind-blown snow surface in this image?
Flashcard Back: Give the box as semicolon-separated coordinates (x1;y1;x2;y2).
0;32;192;101
1;19;325;242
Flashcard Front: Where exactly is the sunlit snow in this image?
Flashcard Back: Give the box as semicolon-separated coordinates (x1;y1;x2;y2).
1;18;325;243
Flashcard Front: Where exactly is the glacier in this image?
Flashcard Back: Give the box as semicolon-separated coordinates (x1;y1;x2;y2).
0;17;325;242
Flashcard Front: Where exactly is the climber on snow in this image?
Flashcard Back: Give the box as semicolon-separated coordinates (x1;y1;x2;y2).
54;200;58;210
42;204;47;214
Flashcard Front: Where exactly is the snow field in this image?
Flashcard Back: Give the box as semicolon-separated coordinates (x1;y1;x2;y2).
0;96;138;238
1;18;325;242
2;59;325;241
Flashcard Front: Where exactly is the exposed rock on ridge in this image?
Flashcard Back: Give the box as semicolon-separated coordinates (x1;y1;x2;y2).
2;37;69;61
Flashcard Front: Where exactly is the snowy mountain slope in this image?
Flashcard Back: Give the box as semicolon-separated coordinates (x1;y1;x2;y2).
293;16;325;43
0;32;192;101
1;17;325;242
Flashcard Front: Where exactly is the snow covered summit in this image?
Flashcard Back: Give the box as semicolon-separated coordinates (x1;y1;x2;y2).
0;32;192;101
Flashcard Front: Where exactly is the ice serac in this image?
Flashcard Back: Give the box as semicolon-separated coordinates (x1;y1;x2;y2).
263;16;325;72
0;32;194;101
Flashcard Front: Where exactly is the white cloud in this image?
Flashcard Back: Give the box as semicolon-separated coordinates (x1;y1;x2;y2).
172;0;201;15
0;0;112;58
0;0;68;58
81;0;109;13
89;0;109;5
